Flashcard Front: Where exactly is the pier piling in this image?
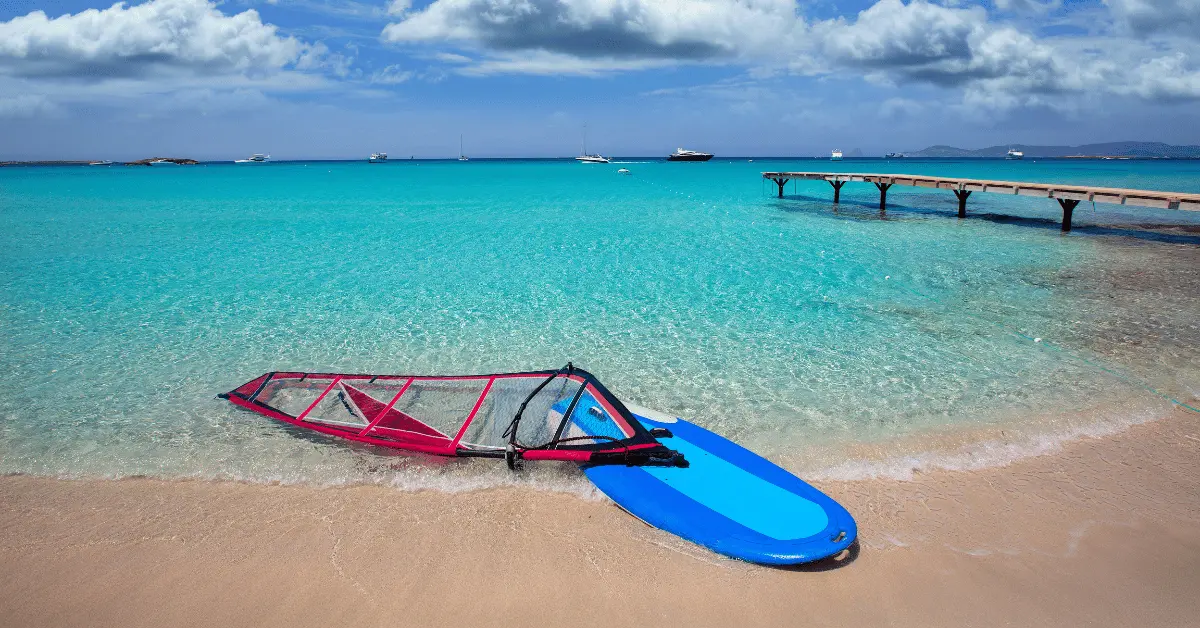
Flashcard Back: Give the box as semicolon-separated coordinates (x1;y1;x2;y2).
874;182;893;211
772;177;788;198
954;189;972;218
828;179;846;204
1057;198;1080;232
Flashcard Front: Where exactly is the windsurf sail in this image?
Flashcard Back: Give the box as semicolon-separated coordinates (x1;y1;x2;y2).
219;364;687;469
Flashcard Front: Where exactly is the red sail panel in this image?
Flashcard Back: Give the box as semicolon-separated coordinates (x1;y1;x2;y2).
341;382;447;438
234;373;270;398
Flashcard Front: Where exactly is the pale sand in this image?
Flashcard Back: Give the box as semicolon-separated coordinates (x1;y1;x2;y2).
3;408;1199;628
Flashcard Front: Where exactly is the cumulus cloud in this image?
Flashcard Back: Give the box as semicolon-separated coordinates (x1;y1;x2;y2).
1115;53;1200;99
382;0;803;63
379;0;1075;95
814;0;1066;92
0;0;331;80
818;0;979;69
375;0;1200;104
1104;0;1200;39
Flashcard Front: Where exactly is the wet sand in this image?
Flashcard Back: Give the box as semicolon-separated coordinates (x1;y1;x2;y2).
2;407;1199;628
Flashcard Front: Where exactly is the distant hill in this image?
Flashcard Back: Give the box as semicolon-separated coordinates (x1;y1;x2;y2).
908;142;1200;158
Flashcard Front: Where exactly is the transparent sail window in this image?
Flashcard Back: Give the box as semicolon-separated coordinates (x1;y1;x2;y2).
460;375;583;449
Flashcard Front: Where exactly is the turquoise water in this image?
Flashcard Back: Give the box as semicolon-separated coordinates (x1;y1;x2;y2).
2;159;1198;490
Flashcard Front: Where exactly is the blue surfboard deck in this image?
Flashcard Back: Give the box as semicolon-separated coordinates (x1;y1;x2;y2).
583;409;857;565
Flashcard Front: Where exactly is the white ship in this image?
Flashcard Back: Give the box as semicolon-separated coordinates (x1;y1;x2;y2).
234;153;269;163
369;152;387;163
831;149;843;161
1006;148;1024;160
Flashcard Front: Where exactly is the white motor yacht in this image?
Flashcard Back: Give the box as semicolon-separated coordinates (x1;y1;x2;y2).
666;148;714;162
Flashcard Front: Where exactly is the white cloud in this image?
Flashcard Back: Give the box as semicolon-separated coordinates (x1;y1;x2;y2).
817;0;980;68
376;0;1200;105
457;50;677;76
1117;53;1200;99
382;0;805;67
1104;0;1200;38
0;0;327;79
433;52;472;64
370;64;414;83
814;0;1066;92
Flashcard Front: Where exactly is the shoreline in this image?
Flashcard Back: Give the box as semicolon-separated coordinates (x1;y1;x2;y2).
3;406;1198;627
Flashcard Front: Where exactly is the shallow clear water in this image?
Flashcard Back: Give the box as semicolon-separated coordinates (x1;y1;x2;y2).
2;158;1198;490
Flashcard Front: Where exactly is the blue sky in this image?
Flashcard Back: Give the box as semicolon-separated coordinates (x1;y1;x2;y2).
1;0;1199;159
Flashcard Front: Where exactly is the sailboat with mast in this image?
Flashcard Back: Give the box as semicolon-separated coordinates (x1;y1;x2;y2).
458;134;469;161
576;124;610;163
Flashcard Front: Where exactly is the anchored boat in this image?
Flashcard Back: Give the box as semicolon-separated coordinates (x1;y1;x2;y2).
666;148;713;162
575;124;610;163
221;364;857;564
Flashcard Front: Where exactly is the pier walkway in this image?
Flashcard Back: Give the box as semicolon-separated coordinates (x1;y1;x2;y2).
762;171;1200;231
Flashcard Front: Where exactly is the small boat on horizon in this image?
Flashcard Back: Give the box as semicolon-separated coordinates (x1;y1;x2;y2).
234;153;270;164
576;124;610;163
666;148;713;162
149;158;180;166
1006;148;1024;160
88;160;113;166
885;152;905;159
831;149;843;161
459;135;469;161
369;152;387;163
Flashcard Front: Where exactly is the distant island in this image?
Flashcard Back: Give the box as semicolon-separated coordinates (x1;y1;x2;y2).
1;157;198;167
906;142;1200;159
0;160;94;166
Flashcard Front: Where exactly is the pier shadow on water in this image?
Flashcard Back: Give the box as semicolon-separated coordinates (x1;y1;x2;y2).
971;213;1200;245
773;194;1200;245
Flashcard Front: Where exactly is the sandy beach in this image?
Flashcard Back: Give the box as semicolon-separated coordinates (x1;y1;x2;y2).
3;406;1198;628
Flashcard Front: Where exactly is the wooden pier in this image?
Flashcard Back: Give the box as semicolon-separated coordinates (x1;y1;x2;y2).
762;171;1200;232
